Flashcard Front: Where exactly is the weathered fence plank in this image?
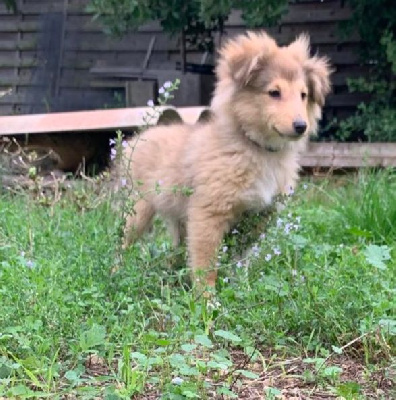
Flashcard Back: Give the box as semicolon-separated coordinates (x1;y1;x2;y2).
302;143;396;168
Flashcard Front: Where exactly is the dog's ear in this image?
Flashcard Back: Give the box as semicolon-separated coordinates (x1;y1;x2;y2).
288;34;332;107
305;55;332;107
218;31;277;86
287;33;310;62
229;53;263;86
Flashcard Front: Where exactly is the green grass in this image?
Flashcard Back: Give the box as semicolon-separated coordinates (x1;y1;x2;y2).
0;171;395;399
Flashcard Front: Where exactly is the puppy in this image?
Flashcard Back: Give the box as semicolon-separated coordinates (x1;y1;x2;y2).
120;31;332;288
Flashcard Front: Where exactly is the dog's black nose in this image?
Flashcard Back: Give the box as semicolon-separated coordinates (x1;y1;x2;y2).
293;120;307;135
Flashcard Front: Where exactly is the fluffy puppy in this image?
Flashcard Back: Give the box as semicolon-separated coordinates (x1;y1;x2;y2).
120;31;332;288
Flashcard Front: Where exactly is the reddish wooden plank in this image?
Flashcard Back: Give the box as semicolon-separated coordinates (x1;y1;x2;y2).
0;106;210;135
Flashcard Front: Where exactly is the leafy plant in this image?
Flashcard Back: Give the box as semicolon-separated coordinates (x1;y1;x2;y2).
303;357;343;385
363;244;391;270
331;1;396;142
343;0;396;66
88;0;287;41
87;0;288;71
334;67;396;142
336;381;363;400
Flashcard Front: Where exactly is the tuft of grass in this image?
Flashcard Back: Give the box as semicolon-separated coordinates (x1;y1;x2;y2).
332;169;396;244
0;170;394;399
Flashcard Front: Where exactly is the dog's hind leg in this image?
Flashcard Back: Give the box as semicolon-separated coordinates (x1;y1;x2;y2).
123;199;155;248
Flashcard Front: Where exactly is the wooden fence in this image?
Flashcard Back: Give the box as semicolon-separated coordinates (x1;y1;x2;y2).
0;0;368;120
2;107;396;175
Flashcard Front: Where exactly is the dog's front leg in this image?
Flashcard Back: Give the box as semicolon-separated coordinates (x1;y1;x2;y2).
187;211;231;288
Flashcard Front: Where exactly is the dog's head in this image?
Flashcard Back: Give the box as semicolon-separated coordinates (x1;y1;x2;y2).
213;31;332;150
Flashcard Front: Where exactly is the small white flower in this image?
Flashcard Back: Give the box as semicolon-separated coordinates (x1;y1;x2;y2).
303;184;308;190
207;300;221;309
163;81;172;89
265;254;272;261
259;233;266;240
232;229;239;234
20;251;25;257
251;245;260;257
110;148;117;160
284;223;292;234
109;138;116;146
147;99;154;107
26;260;34;268
291;269;297;276
159;87;165;94
296;216;301;223
223;277;229;283
171;377;184;385
236;261;243;268
276;218;283;228
222;246;228;253
164;92;170;98
273;247;281;256
121;178;127;187
122;140;128;148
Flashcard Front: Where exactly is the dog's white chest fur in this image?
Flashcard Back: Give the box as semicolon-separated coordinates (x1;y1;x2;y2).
241;168;281;210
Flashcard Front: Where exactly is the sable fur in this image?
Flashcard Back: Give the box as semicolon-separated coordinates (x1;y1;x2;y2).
120;31;332;287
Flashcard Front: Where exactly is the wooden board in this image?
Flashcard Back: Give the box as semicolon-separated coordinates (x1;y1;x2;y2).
301;142;396;168
0;106;210;135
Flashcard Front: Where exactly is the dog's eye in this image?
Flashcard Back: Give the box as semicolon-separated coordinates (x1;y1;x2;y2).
268;90;281;98
301;92;307;100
